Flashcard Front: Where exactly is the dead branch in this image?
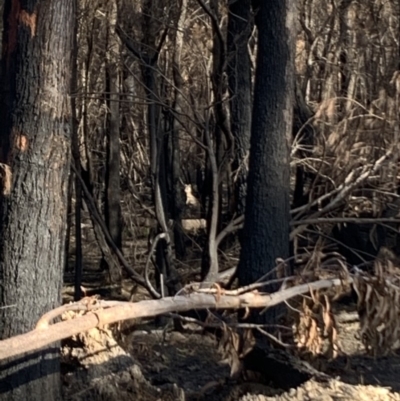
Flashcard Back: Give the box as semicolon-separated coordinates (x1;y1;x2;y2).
144;232;166;299
216;215;244;247
0;277;349;360
290;146;397;239
202;122;221;283
291;217;400;226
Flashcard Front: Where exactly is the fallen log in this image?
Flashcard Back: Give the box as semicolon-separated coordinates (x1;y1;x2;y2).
0;278;347;360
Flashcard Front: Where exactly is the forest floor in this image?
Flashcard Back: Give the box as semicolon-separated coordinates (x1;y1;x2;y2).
61;237;400;401
61;277;400;400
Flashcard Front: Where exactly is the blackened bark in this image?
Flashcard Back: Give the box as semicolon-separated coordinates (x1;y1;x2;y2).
227;0;253;215
237;1;295;322
104;7;122;285
0;0;75;400
171;0;188;259
105;69;122;249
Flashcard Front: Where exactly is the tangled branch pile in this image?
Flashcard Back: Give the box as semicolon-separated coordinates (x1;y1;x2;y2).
354;259;400;356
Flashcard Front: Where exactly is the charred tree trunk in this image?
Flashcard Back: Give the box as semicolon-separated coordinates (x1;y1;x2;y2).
208;0;231;233
237;0;295;323
0;1;75;399
170;0;188;259
103;3;122;287
227;0;253;216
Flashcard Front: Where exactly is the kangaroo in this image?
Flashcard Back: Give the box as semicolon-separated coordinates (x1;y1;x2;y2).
184;184;200;207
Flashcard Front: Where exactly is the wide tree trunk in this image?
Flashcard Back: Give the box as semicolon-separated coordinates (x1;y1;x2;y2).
0;1;75;400
237;0;296;322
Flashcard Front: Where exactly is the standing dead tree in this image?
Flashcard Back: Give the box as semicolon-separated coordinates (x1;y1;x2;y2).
103;0;123;287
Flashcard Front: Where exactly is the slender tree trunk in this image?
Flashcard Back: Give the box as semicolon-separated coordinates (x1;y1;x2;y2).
140;0;168;296
171;0;188;259
237;0;296;323
104;0;122;286
227;0;253;216
0;1;75;400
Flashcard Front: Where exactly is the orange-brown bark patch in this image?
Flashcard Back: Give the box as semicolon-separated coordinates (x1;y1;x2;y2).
19;9;37;37
0;163;12;195
13;131;29;152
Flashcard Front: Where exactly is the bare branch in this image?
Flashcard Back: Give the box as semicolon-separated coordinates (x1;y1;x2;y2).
0;277;350;360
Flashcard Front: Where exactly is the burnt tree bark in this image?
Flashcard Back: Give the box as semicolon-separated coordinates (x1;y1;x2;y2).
0;0;75;400
170;0;188;260
103;1;123;287
237;0;295;322
227;0;253;216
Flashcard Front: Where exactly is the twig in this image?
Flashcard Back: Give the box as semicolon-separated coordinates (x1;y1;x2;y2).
215;215;244;247
291;217;400;226
256;327;294;349
168;312;292;332
144;232;167;299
